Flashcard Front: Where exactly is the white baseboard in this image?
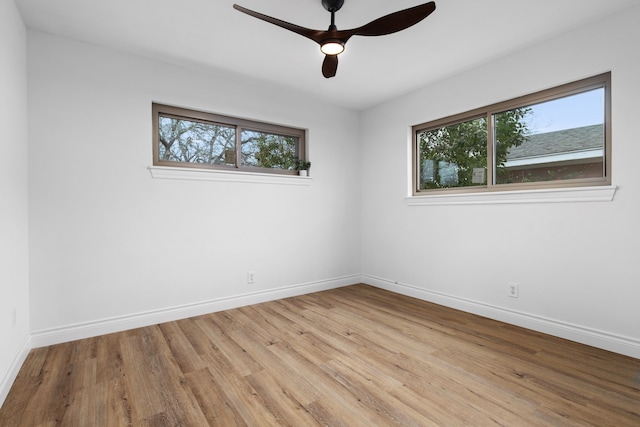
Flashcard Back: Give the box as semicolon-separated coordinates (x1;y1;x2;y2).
22;272;640;371
0;333;31;409
362;275;640;359
31;275;359;348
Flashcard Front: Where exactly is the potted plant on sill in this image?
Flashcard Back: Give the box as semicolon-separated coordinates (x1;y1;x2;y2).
295;159;311;176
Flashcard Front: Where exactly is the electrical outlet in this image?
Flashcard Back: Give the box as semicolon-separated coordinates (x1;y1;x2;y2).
247;271;255;284
508;282;519;298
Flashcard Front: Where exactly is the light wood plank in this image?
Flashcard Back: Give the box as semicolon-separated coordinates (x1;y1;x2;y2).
2;284;639;426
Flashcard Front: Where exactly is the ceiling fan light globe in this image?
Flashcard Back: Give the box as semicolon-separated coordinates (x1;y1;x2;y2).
320;41;344;55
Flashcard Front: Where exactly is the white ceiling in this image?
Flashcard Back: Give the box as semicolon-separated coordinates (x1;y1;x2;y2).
16;0;640;110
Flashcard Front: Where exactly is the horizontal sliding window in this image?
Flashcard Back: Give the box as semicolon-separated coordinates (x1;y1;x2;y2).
240;130;297;169
153;103;306;175
413;73;611;195
419;116;488;190
157;116;235;166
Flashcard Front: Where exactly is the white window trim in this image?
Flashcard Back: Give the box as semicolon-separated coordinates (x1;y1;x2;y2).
148;166;311;186
405;185;616;206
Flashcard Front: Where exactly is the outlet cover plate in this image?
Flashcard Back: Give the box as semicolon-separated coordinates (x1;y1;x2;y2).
508;282;519;298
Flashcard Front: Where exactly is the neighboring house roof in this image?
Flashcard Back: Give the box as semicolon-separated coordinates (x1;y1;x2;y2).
507;124;603;159
505;124;603;167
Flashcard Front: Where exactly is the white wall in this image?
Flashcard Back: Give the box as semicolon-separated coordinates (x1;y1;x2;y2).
14;0;640;388
360;5;640;358
27;31;361;343
0;0;31;405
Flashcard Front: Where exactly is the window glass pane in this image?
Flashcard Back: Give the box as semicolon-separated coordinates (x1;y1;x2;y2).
158;115;236;165
495;88;605;184
417;117;488;190
241;130;297;170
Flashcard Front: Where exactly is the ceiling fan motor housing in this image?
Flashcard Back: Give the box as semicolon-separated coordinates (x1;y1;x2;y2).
322;0;345;12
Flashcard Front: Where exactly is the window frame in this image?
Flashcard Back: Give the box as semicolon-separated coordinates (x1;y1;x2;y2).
412;73;612;196
152;103;306;176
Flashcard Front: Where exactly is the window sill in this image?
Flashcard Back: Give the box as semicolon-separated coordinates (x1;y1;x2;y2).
148;166;311;186
406;185;617;206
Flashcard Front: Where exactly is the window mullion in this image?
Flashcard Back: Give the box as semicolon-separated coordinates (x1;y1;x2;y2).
487;112;495;187
413;131;421;194
236;126;242;169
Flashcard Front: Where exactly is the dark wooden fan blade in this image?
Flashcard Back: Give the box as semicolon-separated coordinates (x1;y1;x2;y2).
352;2;436;37
322;54;338;78
234;4;326;44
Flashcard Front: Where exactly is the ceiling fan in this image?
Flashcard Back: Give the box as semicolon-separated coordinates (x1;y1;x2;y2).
233;1;436;78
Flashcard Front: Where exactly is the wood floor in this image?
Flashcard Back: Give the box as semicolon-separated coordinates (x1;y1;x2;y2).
1;285;639;426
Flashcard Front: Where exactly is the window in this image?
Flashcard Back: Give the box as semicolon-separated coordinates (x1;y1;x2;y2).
152;103;306;175
412;73;611;195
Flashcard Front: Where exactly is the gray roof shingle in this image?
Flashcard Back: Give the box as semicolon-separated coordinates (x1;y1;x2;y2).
507;124;603;160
